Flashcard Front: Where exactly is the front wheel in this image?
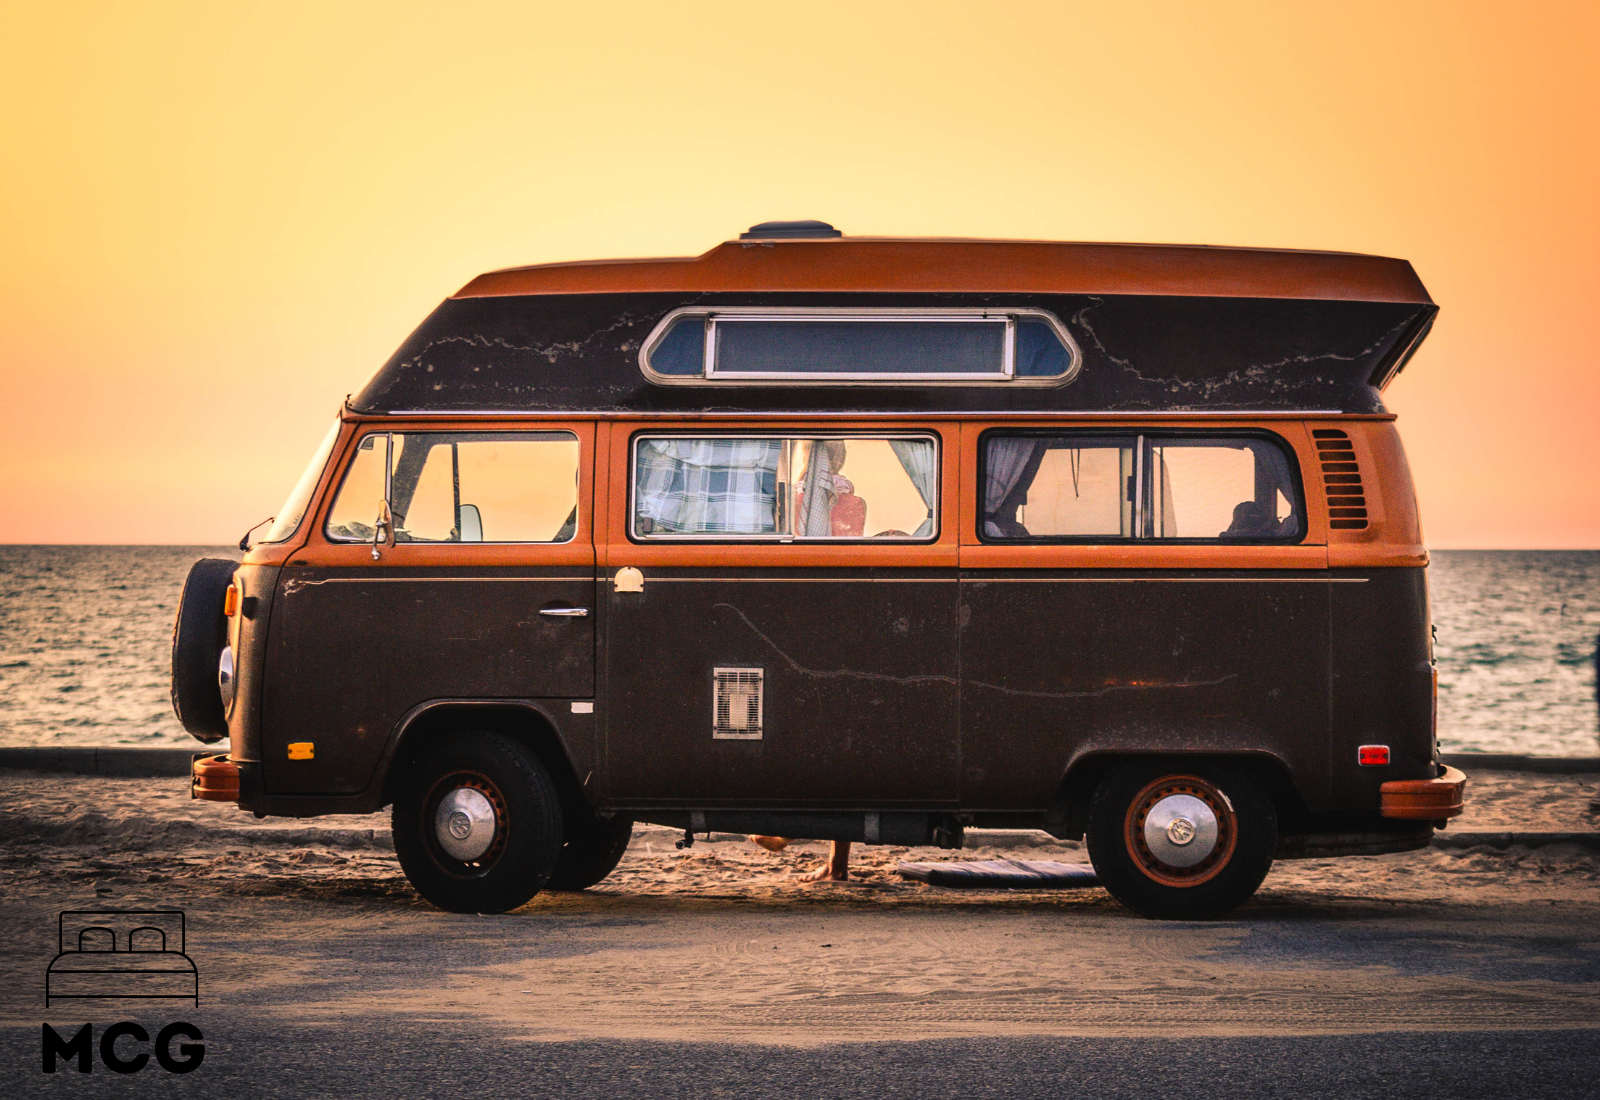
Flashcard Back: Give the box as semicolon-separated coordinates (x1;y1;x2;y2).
392;732;564;913
1087;764;1276;920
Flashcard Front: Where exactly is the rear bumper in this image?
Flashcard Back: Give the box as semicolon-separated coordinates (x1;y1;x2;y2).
1380;764;1466;821
191;752;240;802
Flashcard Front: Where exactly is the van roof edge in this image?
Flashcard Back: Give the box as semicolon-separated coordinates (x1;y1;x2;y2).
456;237;1430;305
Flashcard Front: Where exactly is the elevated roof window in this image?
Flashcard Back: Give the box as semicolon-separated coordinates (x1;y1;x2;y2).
640;307;1081;386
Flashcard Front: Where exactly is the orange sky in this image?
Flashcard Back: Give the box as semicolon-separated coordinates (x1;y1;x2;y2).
1;1;1596;546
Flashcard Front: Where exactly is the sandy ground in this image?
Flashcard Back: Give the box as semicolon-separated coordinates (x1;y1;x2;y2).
2;768;1597;1054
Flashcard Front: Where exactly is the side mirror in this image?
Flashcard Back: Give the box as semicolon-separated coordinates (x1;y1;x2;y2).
457;503;483;542
371;501;393;560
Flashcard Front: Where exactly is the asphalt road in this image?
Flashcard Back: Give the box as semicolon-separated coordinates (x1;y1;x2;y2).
7;1022;1600;1098
5;774;1597;1099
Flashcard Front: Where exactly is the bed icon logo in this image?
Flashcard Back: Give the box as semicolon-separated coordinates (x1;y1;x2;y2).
45;910;198;1007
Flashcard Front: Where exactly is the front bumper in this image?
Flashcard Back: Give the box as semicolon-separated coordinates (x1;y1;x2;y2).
1379;764;1466;821
191;752;240;802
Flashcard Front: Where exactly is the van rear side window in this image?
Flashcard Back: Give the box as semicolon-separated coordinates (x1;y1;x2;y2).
326;431;579;543
981;431;1304;543
631;434;938;540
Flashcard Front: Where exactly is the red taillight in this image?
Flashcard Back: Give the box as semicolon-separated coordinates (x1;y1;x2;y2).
1358;744;1391;767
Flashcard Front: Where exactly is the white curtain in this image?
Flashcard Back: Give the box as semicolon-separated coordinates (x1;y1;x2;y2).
797;441;840;537
890;439;938;538
981;439;1044;537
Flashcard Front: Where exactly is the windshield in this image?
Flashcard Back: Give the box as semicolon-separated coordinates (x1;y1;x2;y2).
261;419;341;543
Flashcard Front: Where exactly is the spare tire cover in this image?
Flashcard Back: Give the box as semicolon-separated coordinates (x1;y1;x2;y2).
170;557;238;743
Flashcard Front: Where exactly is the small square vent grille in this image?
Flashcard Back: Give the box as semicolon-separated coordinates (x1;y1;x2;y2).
712;667;764;740
1313;428;1368;530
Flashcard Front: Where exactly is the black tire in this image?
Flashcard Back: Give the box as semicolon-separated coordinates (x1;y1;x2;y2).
546;815;634;891
391;732;564;913
1086;762;1277;920
170;557;237;743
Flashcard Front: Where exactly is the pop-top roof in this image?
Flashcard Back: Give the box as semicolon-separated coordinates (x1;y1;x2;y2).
454;224;1432;305
350;224;1437;417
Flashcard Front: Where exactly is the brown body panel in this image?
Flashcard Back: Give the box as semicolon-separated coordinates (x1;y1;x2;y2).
226;409;1440;834
244;421;601;799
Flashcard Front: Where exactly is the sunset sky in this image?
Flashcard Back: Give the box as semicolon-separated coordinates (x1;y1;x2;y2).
1;1;1595;546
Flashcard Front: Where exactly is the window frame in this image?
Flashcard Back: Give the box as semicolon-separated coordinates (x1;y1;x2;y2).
975;427;1308;546
638;306;1082;387
322;428;582;546
627;430;942;544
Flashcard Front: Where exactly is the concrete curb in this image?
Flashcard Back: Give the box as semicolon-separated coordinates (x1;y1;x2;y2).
1442;752;1600;773
1433;831;1600;851
1;747;1597;778
0;747;196;776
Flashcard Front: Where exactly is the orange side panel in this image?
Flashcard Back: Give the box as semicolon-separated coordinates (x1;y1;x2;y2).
1318;419;1429;569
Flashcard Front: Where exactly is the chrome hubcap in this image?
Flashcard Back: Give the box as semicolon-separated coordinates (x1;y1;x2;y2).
433;786;498;861
1143;793;1219;868
216;646;236;709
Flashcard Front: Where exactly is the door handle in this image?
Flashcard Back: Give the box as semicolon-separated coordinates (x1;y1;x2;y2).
539;606;590;618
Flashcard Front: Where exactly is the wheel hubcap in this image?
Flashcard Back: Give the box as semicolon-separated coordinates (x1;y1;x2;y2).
1123;774;1239;888
1143;794;1218;868
433;786;498;861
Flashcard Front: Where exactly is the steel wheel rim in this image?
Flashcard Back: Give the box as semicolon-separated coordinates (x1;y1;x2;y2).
1123;774;1238;888
424;770;508;875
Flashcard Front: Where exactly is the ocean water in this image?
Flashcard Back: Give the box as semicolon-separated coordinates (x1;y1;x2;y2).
0;546;1595;755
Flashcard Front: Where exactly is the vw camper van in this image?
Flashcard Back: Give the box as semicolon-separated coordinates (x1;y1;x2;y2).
173;221;1465;918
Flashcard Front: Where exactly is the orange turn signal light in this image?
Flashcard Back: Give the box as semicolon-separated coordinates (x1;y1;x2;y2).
223;583;239;617
1358;744;1391;766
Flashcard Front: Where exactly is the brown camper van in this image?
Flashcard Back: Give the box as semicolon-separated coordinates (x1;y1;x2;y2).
172;221;1466;918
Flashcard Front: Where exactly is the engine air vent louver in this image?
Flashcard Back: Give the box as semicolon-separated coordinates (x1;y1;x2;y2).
712;667;764;740
1312;428;1368;530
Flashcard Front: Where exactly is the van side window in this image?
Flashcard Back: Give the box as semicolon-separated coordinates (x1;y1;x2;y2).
631;434;938;540
640;308;1081;386
981;432;1304;543
326;431;580;543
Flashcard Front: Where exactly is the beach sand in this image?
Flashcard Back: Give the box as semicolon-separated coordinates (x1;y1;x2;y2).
2;768;1597;1046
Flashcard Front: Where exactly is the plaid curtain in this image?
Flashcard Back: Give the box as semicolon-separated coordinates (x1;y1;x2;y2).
634;438;782;534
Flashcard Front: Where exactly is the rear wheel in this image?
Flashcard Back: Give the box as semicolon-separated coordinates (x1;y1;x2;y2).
392;732;563;913
547;815;634;891
1087;764;1276;919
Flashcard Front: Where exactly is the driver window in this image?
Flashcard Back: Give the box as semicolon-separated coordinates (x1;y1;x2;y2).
324;434;388;541
325;431;580;544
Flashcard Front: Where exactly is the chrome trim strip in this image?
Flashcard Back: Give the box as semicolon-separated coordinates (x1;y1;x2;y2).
633;575;1359;583
297;575;595;583
643;576;959;583
963;576;1367;583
